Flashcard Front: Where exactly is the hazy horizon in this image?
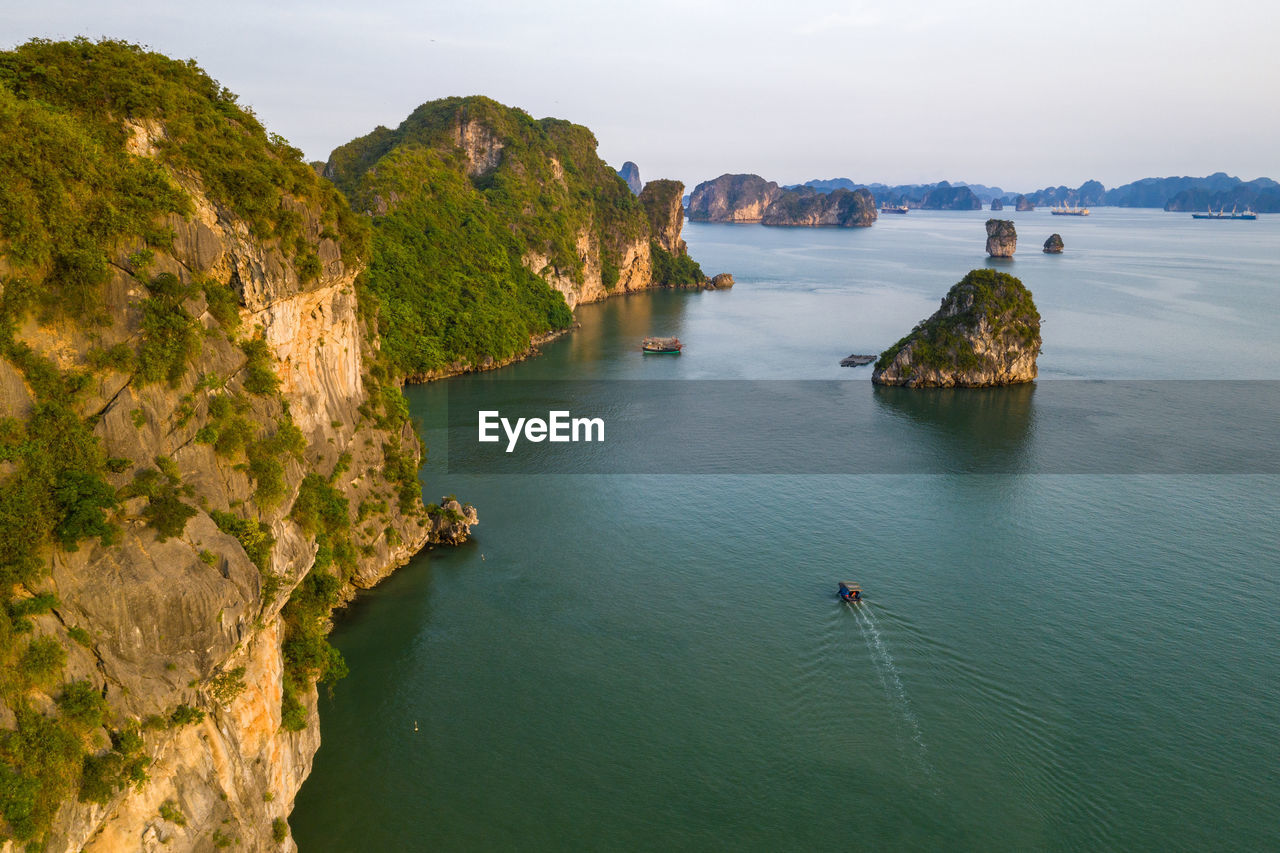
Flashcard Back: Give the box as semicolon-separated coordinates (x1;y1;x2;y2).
4;0;1278;193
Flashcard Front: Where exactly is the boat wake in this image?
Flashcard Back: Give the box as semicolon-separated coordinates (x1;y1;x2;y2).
850;602;938;792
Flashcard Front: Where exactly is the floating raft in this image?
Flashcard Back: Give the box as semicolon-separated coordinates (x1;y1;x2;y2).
840;354;876;367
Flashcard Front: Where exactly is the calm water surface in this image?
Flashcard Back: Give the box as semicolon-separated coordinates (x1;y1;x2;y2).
293;210;1280;850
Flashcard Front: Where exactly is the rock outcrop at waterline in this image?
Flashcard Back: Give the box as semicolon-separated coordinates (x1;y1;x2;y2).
871;269;1041;387
1043;233;1064;253
0;40;474;852
985;219;1017;257
686;174;877;227
1015;195;1034;211
990;197;1004;211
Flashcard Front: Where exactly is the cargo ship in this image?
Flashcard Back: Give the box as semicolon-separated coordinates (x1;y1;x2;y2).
879;203;909;214
1192;206;1257;220
1050;203;1090;216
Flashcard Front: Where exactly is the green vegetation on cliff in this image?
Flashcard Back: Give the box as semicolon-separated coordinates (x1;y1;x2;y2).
875;269;1041;376
649;242;705;286
327;96;649;377
0;40;418;848
0;38;367;322
351;148;573;374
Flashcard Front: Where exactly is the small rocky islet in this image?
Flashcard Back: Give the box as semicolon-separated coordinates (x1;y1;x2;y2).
985;218;1017;257
871;269;1042;387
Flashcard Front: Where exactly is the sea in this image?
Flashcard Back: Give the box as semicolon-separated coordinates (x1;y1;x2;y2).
292;209;1280;851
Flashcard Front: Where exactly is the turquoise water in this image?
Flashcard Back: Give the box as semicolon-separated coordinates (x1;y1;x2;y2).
293;210;1280;850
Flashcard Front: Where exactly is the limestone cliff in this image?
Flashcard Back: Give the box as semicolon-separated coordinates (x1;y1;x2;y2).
985;219;1017;257
1015;195;1035;211
324;97;718;380
1043;233;1064;254
0;40;473;852
639;180;688;257
990;198;1004;211
687;175;876;227
920;182;983;210
686;174;783;222
872;269;1041;387
617;161;643;195
761;188;877;227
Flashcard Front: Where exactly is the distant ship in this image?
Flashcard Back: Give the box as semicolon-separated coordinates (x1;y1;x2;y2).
1050;203;1090;216
1191;205;1257;220
879;203;909;214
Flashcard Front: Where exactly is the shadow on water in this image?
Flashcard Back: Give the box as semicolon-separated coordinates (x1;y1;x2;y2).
871;383;1036;473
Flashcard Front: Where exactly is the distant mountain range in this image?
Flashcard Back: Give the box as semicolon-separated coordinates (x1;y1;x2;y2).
786;172;1280;212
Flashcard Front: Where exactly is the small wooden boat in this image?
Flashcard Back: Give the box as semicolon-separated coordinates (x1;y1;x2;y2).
642;336;682;354
838;582;862;602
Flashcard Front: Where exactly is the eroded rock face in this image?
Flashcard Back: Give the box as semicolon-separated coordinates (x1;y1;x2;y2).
990;198;1004;211
761;188;877;227
871;269;1041;387
617;161;642;195
1043;233;1065;254
521;230;652;311
687;175;876;228
985;219;1017;257
1015;195;1034;211
6;167;474;853
686;174;784;222
639;179;688;256
457;118;504;177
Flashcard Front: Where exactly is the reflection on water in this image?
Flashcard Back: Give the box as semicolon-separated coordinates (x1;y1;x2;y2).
872;383;1036;472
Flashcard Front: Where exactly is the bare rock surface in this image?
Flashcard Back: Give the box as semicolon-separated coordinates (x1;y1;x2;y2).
986;219;1018;257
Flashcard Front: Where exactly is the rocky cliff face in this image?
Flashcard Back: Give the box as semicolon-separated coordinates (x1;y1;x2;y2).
686;174;783;222
617;161;642;195
1043;233;1064;254
990;198;1004;211
688;175;876;227
11;168;469;853
985;219;1017;257
1015;195;1034;211
761;188;877;227
0;41;473;852
872;269;1041;387
638;180;688;257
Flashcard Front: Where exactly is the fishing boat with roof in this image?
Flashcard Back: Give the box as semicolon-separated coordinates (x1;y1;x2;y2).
642;336;682;354
838;582;862;602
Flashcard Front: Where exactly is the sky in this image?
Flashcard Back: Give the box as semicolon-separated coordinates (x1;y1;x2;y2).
4;0;1278;193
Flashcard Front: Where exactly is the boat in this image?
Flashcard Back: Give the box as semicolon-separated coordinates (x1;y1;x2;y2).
838;582;862;602
879;203;909;214
642;336;682;354
1192;205;1257;220
1050;202;1090;216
